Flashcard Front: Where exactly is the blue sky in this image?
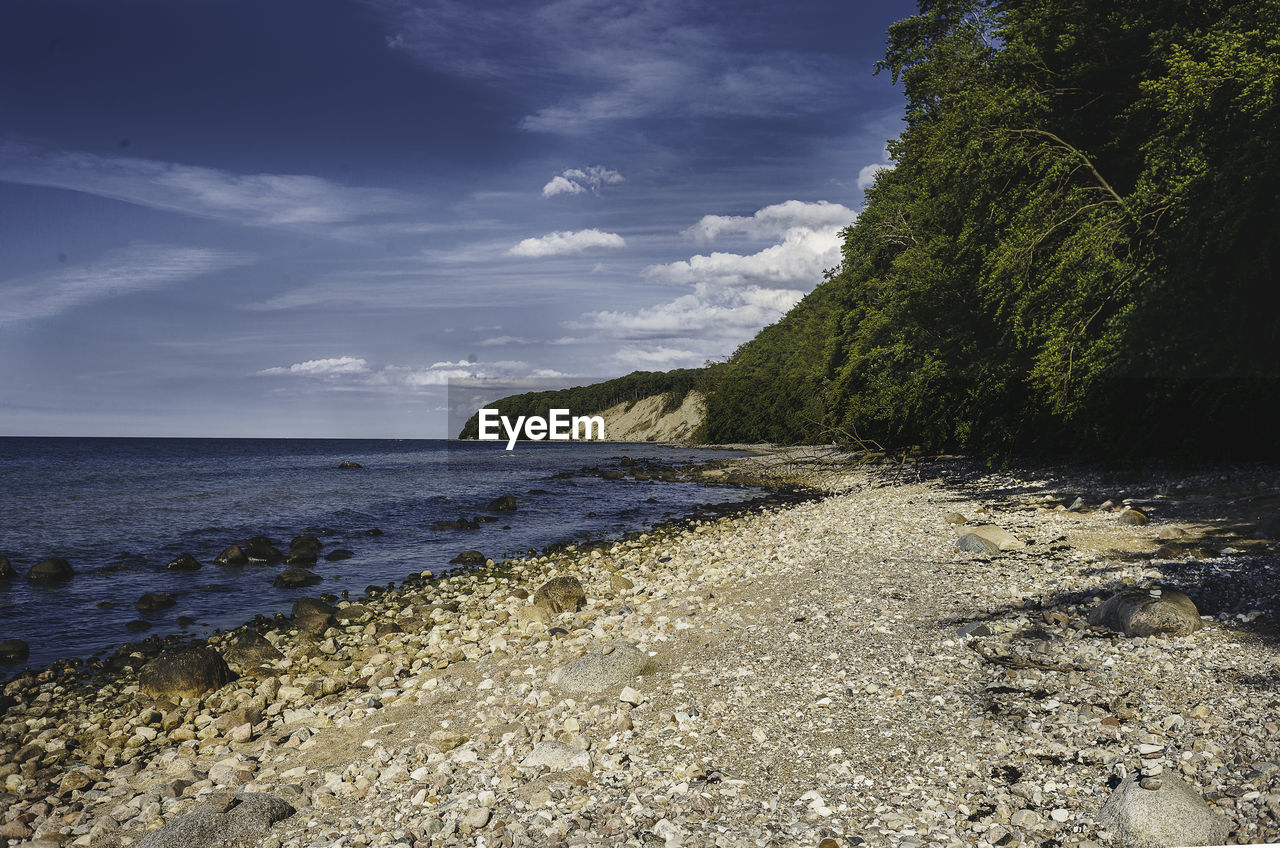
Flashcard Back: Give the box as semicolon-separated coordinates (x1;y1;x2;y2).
1;0;913;437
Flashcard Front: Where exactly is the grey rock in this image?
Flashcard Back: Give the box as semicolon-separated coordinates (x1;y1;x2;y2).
139;646;234;699
1097;773;1228;847
964;524;1025;551
1089;588;1203;637
956;533;1000;555
521;741;589;771
549;643;651;693
957;622;994;638
136;792;294;848
1068;497;1086;511
224;631;282;668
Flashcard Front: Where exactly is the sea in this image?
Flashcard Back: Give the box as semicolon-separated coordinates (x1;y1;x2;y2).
0;438;760;673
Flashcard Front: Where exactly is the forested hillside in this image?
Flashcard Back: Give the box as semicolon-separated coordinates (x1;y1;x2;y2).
699;0;1279;458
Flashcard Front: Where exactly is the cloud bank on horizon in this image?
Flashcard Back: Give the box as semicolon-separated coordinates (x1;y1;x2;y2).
0;0;912;437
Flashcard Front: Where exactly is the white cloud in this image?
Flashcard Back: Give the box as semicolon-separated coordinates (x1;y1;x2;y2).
683;200;855;242
507;228;626;258
542;166;624;197
257;357;370;377
477;335;533;346
857;162;891;191
0;243;254;325
646;225;843;289
0;141;415;234
575;282;803;341
613;345;705;367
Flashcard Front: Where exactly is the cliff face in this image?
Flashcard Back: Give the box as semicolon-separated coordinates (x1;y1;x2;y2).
595;390;704;442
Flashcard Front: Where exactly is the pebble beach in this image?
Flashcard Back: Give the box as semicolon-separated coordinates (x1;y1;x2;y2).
4;450;1280;848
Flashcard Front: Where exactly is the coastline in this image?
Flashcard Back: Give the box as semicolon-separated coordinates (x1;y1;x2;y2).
3;453;1279;846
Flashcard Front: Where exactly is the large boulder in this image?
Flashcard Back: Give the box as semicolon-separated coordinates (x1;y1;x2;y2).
0;639;29;664
450;550;487;567
549;644;651;694
136;792;295;848
167;553;202;572
958;525;1024;551
534;575;586;613
273;568;321;589
1089;588;1203;637
224;631;282;669
139;646;234;699
956;533;1001;555
1097;773;1228;847
292;597;334;619
488;494;518;512
289;534;321;552
27;557;74;584
243;541;284;564
291;597;335;636
0;555;15;580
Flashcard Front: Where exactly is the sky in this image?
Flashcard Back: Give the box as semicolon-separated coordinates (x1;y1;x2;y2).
0;0;914;438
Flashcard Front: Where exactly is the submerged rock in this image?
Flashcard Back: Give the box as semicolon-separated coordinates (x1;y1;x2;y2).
27;557;74;584
1089;588;1203;637
488;493;518;512
534;575;586;613
137;792;295;848
135;592;179;612
324;548;354;561
0;639;29;664
139;646;234;699
215;545;249;566
244;541;284;564
0;555;15;580
274;568;321;589
1097;773;1228;847
338;460;362;469
284;550;317;566
167;553;202;572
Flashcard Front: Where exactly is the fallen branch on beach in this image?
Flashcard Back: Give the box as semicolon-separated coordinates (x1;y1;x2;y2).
968;641;1088;673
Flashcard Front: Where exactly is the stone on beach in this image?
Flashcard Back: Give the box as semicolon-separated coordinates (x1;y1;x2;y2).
534;575;586;613
956;533;1001;555
549;643;651;693
139;646;234;699
1089;588;1203;637
1097;773;1228;847
959;524;1025;551
136;792;295;848
224;630;283;668
521;740;591;772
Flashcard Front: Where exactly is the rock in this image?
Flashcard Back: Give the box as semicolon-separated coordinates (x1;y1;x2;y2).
619;686;644;705
27;557;73;584
450;550;487;567
136;792;294;848
462;807;492;828
1119;508;1150;526
549;643;651;693
1067;497;1086;511
962;525;1025;551
611;574;635;593
338;460;363;469
944;512;968;525
167;553;202;572
517;605;551;628
0;639;29;664
1089;588;1203;637
273;568;321;588
0;555;15;580
139;646;234;699
293;597;335;619
135;592;179;612
243;541;284;564
216;545;249;566
957;622;994;638
1096;773;1228;847
956;533;1001;555
324;548;354;561
224;631;282;668
521;741;586;771
289;534;321;552
488;494;518;512
534;575;587;613
284;550;317;566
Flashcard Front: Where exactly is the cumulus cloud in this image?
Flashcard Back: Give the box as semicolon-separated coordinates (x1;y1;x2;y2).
612;345;706;367
0;141;415;234
507;228;626;258
857;150;894;191
0;243;254;325
575;282;803;341
542;166;624;197
646;225;843;289
683;200;855;242
257;357;370;377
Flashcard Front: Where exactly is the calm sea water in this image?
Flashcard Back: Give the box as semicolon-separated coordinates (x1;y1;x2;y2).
0;438;756;672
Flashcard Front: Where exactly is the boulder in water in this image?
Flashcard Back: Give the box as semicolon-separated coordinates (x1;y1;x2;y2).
27;557;74;584
338;460;362;469
167;553;202;572
244;541;284;564
289;534;321;552
0;555;15;581
273;568;321;589
139;646;234;699
324;549;354;561
216;545;249;566
285;550;317;566
0;639;30;664
449;550;487;567
487;493;518;512
135;592;179;612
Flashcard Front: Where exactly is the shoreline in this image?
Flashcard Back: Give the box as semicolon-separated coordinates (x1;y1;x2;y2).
2;453;1279;846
